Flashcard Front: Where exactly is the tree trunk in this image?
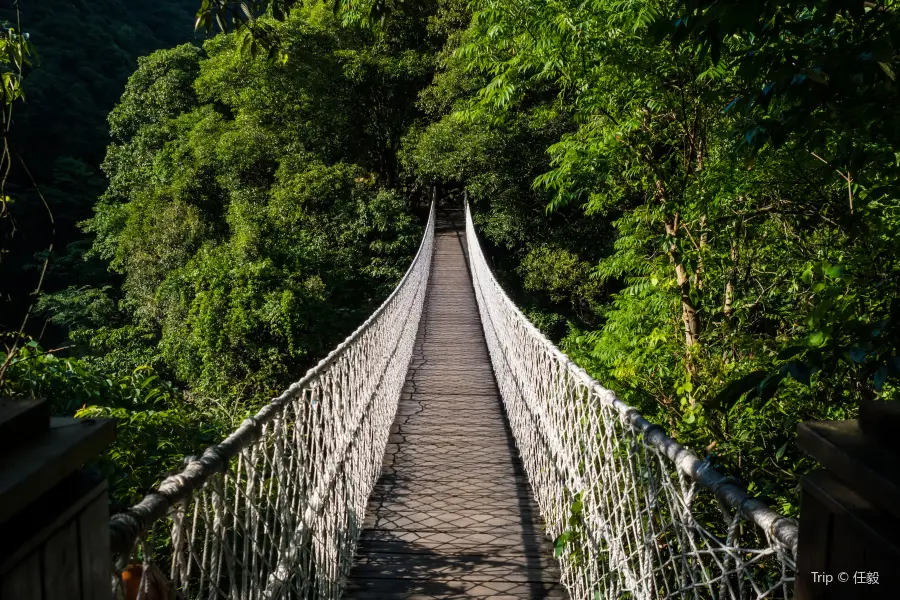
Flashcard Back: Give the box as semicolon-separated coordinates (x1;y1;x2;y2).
666;214;700;347
723;244;737;321
723;221;741;322
723;280;735;321
694;215;707;289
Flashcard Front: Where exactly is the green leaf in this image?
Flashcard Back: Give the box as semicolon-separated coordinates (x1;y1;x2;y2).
777;346;806;361
775;442;788;461
570;497;583;516
758;372;786;403
808;331;827;347
710;371;767;410
824;265;844;279
785;362;811;386
553;532;570;557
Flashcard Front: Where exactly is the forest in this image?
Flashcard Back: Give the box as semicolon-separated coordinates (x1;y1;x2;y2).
1;0;899;522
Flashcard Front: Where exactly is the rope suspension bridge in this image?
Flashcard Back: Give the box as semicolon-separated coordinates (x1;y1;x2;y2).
109;202;798;600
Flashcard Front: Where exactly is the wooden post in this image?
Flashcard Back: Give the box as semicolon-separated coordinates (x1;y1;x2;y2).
796;401;900;599
0;398;115;600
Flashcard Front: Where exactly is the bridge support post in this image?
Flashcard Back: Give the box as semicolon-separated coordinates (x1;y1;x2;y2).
795;401;900;599
0;398;115;600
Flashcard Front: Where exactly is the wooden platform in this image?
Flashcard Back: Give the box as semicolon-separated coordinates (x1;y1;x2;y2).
345;209;566;599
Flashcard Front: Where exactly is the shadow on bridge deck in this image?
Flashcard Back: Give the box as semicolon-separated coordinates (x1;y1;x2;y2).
345;208;567;599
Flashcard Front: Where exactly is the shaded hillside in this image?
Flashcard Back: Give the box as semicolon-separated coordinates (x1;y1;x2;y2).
0;0;198;335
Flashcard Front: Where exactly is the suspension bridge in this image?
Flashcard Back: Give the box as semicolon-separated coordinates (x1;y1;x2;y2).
108;201;798;600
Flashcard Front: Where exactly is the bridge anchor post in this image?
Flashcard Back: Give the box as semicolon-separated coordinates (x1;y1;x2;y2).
0;397;115;600
795;401;900;599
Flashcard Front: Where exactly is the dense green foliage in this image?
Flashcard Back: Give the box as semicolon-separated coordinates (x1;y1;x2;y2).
3;0;899;521
4;2;442;504
401;0;900;515
45;5;433;400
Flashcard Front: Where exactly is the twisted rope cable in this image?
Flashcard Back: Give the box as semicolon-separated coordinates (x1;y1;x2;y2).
464;202;797;600
110;202;436;599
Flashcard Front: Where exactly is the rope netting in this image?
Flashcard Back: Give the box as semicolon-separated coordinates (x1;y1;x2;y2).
109;202;435;600
464;203;798;600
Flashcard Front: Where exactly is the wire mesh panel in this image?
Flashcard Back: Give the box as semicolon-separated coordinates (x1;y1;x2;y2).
464;203;797;600
109;202;435;600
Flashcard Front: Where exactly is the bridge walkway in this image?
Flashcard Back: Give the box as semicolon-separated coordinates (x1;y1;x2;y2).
345;208;566;599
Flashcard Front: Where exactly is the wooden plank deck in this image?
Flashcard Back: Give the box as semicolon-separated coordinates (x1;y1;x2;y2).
345;209;567;599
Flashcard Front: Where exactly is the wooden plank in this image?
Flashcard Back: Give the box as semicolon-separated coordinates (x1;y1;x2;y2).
797;470;900;598
0;552;41;600
798;420;900;519
0;472;107;600
0;398;48;453
346;209;566;599
0;470;107;578
795;476;831;600
0;417;115;525
78;489;111;600
42;520;81;599
345;578;568;599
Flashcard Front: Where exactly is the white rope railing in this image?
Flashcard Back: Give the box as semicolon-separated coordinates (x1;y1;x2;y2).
110;201;435;600
464;202;797;600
